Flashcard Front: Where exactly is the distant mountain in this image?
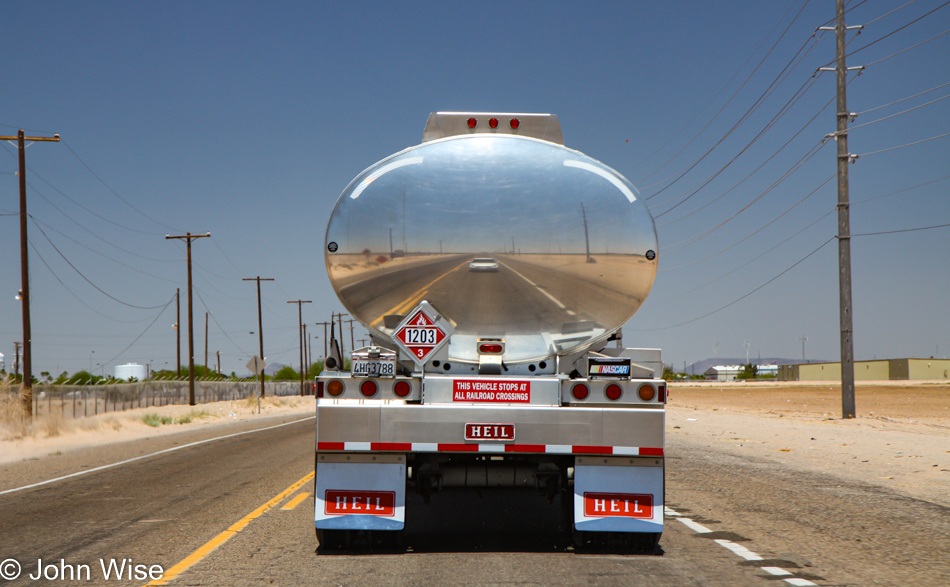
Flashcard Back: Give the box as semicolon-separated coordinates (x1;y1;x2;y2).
681;357;831;376
263;362;286;377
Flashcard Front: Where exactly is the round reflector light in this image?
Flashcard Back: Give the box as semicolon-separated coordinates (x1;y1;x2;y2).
638;384;656;401
489;117;499;128
605;384;623;401
509;118;520;129
360;380;378;397
467;117;477;128
326;380;345;397
571;383;589;400
393;380;411;398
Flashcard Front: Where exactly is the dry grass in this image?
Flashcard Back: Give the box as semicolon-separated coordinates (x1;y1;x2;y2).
1;388;77;439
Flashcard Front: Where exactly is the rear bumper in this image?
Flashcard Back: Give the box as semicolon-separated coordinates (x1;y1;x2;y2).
316;401;664;456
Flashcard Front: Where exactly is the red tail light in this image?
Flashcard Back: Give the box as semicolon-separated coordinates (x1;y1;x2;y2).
605;384;623;401
393;380;411;398
479;343;503;354
571;383;589;400
317;381;325;398
360;380;378;397
509;118;520;129
467;117;478;128
489;117;499;128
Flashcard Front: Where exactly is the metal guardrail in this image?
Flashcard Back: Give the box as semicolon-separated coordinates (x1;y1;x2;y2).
3;380;309;420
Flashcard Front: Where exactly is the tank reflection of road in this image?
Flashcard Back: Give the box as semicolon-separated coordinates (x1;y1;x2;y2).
331;252;649;361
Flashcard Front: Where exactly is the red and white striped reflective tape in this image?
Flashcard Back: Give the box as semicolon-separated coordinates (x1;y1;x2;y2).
317;441;662;456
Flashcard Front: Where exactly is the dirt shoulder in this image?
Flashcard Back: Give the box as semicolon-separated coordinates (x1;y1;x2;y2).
0;395;316;467
668;381;950;507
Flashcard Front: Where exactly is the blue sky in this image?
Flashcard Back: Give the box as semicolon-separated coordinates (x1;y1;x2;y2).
2;1;948;376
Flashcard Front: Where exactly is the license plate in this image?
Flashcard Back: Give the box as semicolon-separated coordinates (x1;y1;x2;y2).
352;358;396;377
465;423;515;441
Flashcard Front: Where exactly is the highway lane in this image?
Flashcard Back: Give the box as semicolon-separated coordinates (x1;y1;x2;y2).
3;415;947;586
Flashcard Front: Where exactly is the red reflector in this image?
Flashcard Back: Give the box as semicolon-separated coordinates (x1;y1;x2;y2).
571;383;589;400
479;343;503;354
658;384;667;403
393;380;411;397
467;117;477;128
509;118;520;129
489;117;499;128
316;381;324;398
360;380;377;397
605;384;623;401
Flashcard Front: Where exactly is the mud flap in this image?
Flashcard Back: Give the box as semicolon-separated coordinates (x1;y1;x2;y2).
573;457;663;533
315;456;406;530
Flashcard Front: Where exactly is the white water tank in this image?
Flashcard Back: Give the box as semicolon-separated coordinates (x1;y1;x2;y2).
115;363;147;381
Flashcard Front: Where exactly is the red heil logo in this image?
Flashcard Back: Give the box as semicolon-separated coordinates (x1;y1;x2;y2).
324;490;396;517
464;423;515;441
583;492;653;518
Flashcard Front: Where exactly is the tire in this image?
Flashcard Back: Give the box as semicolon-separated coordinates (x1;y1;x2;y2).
316;528;347;550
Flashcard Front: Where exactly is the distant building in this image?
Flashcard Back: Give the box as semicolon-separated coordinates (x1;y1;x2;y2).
778;358;950;381
704;364;779;381
704;365;742;381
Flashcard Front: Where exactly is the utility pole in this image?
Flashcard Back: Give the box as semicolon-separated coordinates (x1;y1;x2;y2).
345;318;356;353
13;342;21;383
288;300;312;396
799;335;808;363
336;313;349;358
243;277;274;398
175;288;180;376
316;322;331;358
2;130;60;417
303;323;309;381
204;311;209;376
216;350;221;378
165;232;210;405
820;0;862;419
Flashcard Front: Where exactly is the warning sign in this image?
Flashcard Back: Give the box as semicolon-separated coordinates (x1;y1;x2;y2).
391;301;452;365
452;379;531;403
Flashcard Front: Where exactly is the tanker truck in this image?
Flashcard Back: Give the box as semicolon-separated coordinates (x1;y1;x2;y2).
316;112;664;551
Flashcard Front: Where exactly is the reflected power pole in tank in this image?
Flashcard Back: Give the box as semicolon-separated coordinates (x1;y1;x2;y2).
165;232;211;405
819;0;862;419
288;300;312;396
243;277;274;398
580;202;592;262
2;130;60;418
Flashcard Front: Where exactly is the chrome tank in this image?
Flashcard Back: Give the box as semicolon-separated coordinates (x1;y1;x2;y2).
325;134;657;363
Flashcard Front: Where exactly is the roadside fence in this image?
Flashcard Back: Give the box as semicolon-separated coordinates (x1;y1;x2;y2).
3;380;310;421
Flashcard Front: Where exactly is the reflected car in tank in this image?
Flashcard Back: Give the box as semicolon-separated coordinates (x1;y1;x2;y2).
468;257;499;272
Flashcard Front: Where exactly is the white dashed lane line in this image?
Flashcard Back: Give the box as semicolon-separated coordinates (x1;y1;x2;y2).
664;506;818;586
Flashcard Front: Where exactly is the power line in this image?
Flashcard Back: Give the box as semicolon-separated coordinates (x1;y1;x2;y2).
855;80;950;115
635;236;836;331
862;0;919;27
99;294;177;373
853;131;950;158
28;240;158;324
30;219;169;309
660;172;836;271
851;173;950;205
864;27;950;67
641;0;817;194
846;92;950;132
852;222;950;237
841;0;950;61
61;139;182;232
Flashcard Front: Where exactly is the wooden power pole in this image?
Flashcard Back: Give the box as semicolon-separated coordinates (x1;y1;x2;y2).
165;232;210;405
288;300;312;396
243;277;274;398
1;130;60;418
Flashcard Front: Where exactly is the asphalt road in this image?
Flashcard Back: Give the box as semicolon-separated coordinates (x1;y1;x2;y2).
1;415;948;586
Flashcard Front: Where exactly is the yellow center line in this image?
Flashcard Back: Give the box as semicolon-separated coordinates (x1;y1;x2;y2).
281;491;311;510
143;471;314;586
370;259;469;327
